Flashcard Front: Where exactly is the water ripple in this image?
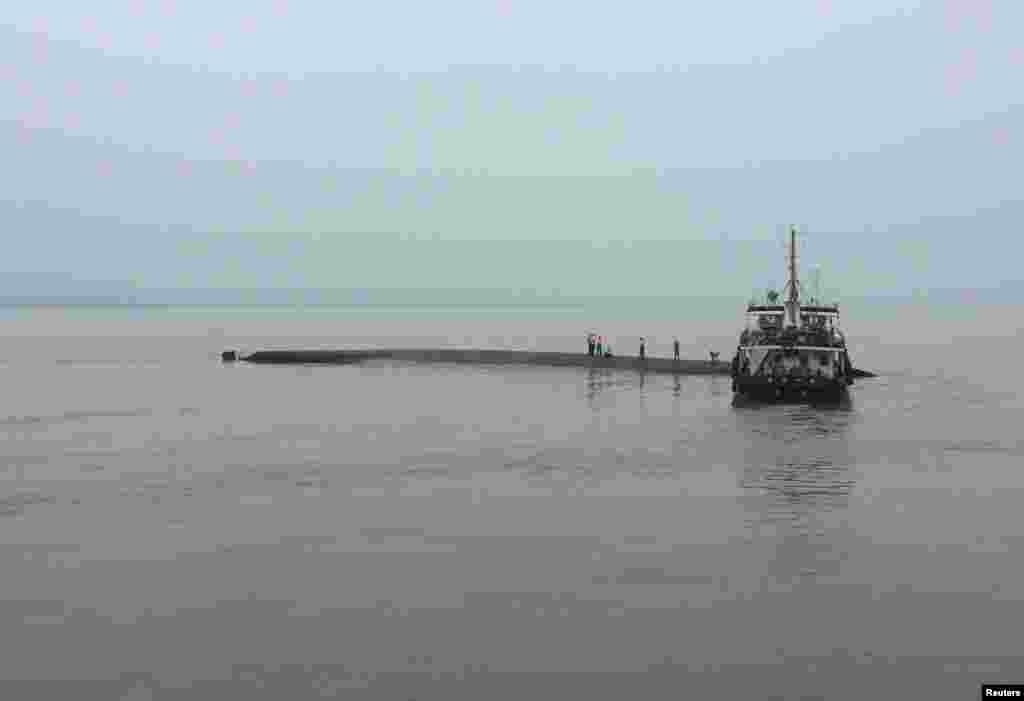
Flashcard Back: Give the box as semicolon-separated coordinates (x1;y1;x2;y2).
0;408;154;427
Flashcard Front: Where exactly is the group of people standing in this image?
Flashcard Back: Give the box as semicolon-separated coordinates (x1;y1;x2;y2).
586;333;612;358
586;334;683;361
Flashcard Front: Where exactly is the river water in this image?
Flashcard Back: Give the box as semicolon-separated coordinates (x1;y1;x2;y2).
1;303;1022;699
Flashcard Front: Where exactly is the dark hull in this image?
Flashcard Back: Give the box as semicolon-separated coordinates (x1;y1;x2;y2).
732;375;850;402
230;348;731;375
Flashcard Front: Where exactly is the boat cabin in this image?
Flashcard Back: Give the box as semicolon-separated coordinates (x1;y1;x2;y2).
734;303;847;380
744;304;841;333
735;345;847;380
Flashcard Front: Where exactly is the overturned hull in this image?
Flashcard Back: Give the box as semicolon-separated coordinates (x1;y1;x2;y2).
226;348;732;376
223;347;877;382
241;350;379;364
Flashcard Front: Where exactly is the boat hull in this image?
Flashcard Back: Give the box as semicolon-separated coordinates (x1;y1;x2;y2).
732;375;850;402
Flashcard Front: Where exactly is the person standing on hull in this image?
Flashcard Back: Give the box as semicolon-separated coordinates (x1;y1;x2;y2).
596;336;603;357
673;337;680;361
639;337;646;360
587;333;595;357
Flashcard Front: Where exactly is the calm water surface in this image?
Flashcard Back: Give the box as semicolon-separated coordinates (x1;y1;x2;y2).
1;304;1022;700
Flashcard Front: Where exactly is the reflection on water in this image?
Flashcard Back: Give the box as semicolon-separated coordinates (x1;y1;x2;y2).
734;402;856;508
731;393;854;412
708;376;728;397
585;367;609;405
585;369;724;405
732;400;859;581
584;367;645;405
748;454;855;521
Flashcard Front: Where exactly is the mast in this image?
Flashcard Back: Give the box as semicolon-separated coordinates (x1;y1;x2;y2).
810;265;821;304
784;225;801;328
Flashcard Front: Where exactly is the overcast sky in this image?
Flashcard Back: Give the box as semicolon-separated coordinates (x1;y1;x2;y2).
1;1;1021;297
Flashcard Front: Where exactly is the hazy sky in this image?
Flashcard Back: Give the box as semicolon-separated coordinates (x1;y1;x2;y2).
1;1;1022;297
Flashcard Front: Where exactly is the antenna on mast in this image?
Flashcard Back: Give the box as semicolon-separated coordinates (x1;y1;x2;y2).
810;265;822;305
